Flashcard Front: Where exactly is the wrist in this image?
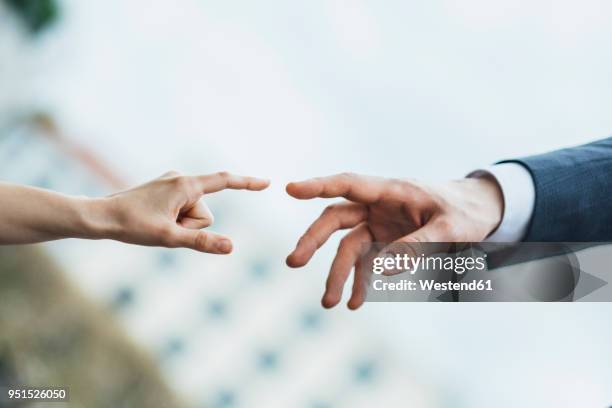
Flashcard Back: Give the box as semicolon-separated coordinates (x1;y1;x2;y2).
449;177;504;240
74;197;123;240
471;175;504;236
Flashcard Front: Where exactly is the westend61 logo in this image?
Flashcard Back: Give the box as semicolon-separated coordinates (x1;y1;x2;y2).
372;253;487;275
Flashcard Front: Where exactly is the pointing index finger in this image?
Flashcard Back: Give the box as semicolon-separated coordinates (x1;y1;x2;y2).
195;172;270;194
286;173;386;204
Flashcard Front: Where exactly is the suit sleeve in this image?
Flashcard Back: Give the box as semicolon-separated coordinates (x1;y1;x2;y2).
499;136;612;242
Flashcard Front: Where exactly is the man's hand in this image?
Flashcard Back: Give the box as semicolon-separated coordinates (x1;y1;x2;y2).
92;171;270;253
285;173;503;309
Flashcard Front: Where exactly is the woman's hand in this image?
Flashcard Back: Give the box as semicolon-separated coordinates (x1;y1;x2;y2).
91;171;269;253
0;171;269;253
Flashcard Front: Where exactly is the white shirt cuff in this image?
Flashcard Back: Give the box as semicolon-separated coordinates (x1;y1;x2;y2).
468;163;536;242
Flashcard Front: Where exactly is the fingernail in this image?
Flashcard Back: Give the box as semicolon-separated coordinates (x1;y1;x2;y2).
321;294;336;309
216;239;232;253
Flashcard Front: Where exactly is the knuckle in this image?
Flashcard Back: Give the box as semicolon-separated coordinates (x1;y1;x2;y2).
338;235;353;249
435;217;461;241
194;231;209;250
400;176;418;185
340;171;356;179
217;171;230;179
400;178;425;195
160;170;180;179
386;178;409;196
174;176;195;191
158;225;177;246
322;204;338;215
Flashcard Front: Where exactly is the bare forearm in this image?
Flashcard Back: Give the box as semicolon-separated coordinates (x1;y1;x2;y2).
0;183;112;244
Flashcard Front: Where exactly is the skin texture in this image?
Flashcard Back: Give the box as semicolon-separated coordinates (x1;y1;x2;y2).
0;171;269;254
285;173;504;310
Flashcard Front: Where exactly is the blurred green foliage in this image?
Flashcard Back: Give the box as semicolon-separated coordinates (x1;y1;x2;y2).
4;0;59;34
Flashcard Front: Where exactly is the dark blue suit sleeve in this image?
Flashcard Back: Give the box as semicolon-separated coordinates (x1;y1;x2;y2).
499;137;612;242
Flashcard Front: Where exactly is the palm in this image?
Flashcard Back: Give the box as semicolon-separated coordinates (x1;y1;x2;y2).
366;202;422;243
